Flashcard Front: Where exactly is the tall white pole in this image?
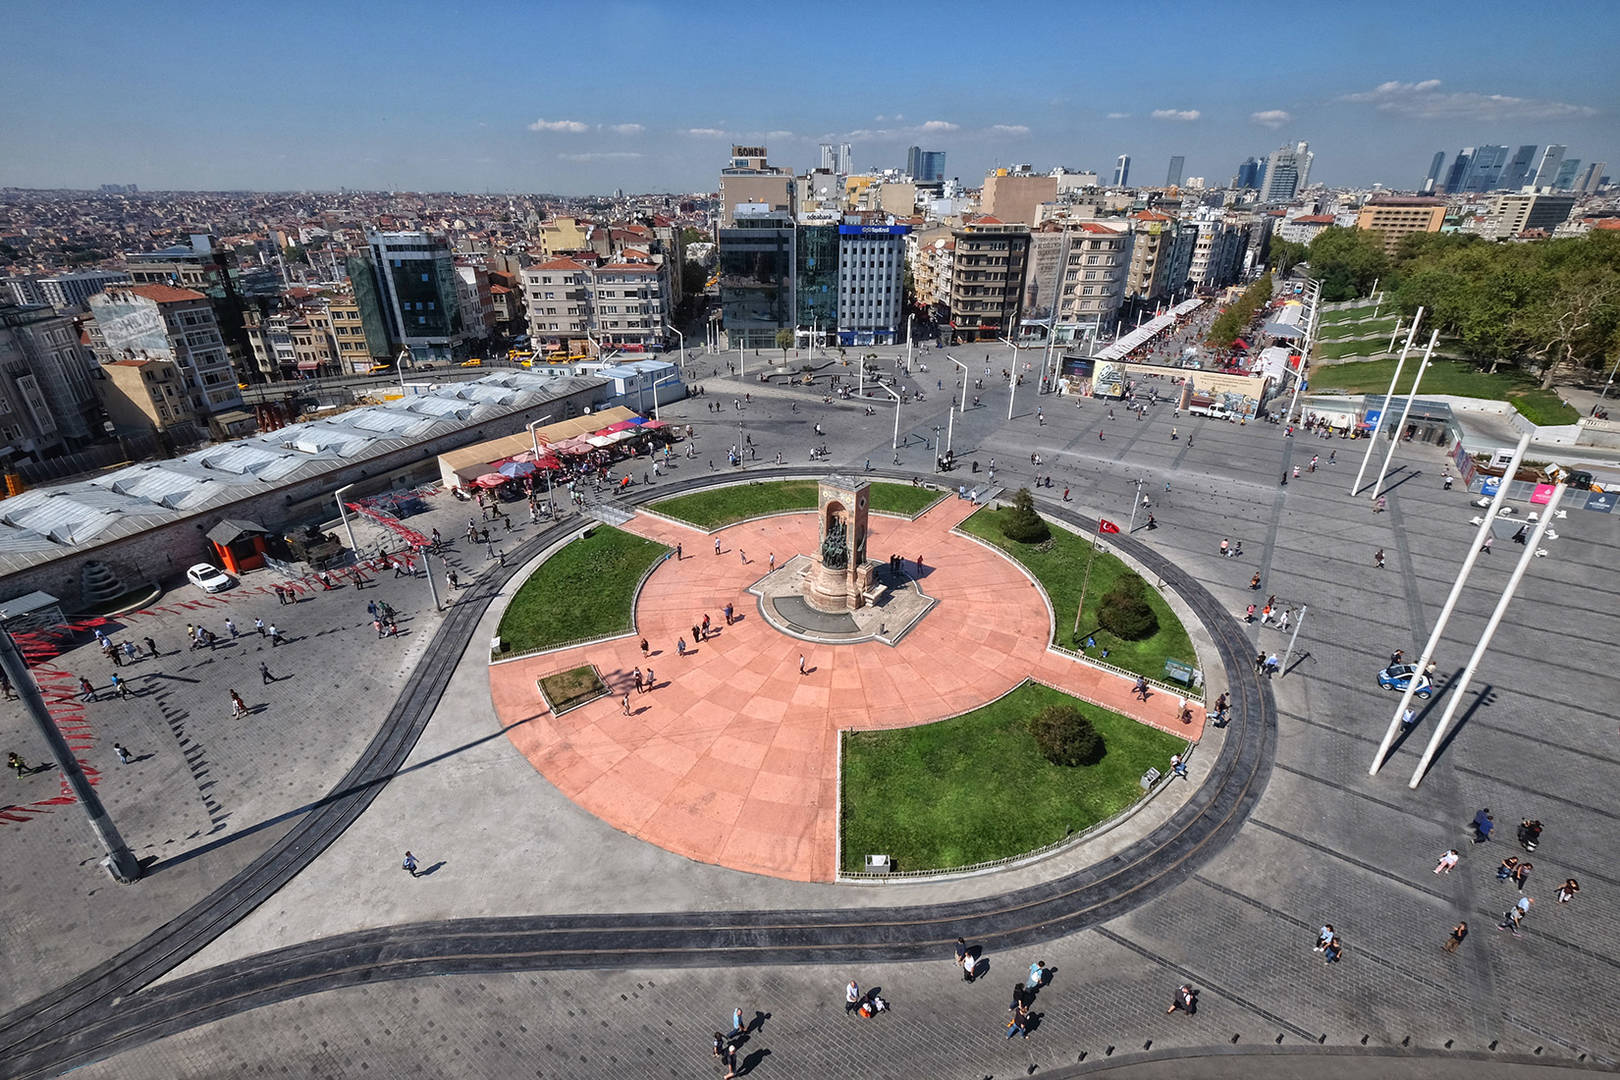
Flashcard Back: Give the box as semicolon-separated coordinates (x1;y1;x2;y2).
1043;325;1056;393
946;399;955;456
335;483;358;552
1282;280;1320;424
1001;336;1017;420
1406;485;1565;788
1372;329;1439;498
1387;319;1402;356
906;313;914;370
1351;307;1423;496
1370;432;1530;775
950;355;968;413
738;336;744;381
664;324;684;373
1279;604;1307;674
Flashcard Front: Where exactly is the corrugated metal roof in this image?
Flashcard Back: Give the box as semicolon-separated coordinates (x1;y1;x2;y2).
0;372;605;577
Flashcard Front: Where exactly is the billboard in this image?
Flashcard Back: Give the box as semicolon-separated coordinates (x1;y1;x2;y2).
1093;360;1128;399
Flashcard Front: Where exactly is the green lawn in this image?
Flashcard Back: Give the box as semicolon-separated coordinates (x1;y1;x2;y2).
841;681;1184;872
1308;358;1580;424
496;526;668;653
959;505;1196;682
1317;316;1398;341
650;479;940;529
1317;303;1380;325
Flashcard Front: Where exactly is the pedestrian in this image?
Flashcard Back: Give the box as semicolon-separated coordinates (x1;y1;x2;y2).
255;617;266;637
78;676;97;701
1245;603;1255;623
1402;706;1417;728
739;549;746;564
719;1042;739;1079
230;690;248;719
963;948;978;982
1171;753;1188;779
1443;920;1468;952
644;667;654;692
1253;651;1266;675
1167;984;1197;1015
268;623;283;646
1249;572;1262;590
640;637;650;658
1498;896;1532;936
702;613;711;637
1481;536;1493;554
447;568;459;589
260;661;274;685
845;980;862;1016
115;742;131;764
799;654;807;675
1472;808;1495;844
143;636;158;657
111;673;130;699
1315;924;1334;951
223;617;238;639
1028;959;1047;988
9;751;29;777
402;851;419;877
768;552;775;572
714;537;722;556
1434;849;1460;874
728;1006;746;1038
1322;936;1344;963
122;640;138;662
1277;608;1290;632
1496;855;1519;881
1005;999;1031;1039
622;692;631;716
724;602;734;625
1512;861;1532;891
675;541;682;561
1260;604;1273;625
1374;548;1385;569
1557;878;1580;904
953;936;969;976
1264;653;1280;677
677;637;687;657
1133;676;1149;701
108;641;123;666
692;622;702;644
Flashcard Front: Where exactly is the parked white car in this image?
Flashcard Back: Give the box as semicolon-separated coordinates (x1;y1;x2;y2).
186;563;234;593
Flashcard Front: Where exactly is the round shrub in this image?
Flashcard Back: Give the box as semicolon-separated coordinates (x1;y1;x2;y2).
1098;573;1158;640
1028;704;1105;767
1000;488;1050;544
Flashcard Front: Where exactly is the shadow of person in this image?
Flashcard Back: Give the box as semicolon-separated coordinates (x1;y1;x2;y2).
969;956;988;980
738;1047;770;1075
746;1010;770;1034
418;861;448;877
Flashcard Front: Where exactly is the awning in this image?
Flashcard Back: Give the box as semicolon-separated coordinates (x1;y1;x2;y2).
1232;338;1250;350
641;419;667;429
297;360;320;370
624;416;648;426
498;461;536;478
585;435;616;448
601;420;638;433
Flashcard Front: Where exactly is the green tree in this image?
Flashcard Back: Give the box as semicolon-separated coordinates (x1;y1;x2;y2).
775;327;795;363
1270;238;1309;276
1307;227;1389;301
681;259;707;298
1028;704;1105;767
281;243;308;265
1098;573;1158;640
680;226;710;246
999;488;1050;543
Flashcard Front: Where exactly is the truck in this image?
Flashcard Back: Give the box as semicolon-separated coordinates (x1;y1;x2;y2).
1188;397;1232;420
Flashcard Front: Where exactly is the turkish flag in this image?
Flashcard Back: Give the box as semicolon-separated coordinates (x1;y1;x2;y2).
1099;520;1120;534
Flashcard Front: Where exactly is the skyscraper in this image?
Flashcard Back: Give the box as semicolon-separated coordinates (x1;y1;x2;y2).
1235;157;1260;190
1577;161;1607;195
906;146;945;182
1166;156;1185;187
1532;145;1566;188
837;143;852;175
1260;142;1312;202
1466;145;1509;192
1442;148;1474;194
1113;154;1131;187
821;143;838;172
1553;158;1583;190
1503;145;1539;190
1422;151;1446;193
350;231;464;365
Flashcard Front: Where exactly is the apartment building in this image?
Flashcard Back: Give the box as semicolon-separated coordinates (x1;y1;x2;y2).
1354;196;1445;255
944;217;1029;344
99;358;194;440
521;258;593;351
589;258;669;351
0;300;102;456
327;295;375;373
837;219;909;345
1482;191;1578;240
89;283;244;418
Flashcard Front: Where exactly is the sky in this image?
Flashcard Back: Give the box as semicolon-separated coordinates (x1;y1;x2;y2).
2;0;1617;195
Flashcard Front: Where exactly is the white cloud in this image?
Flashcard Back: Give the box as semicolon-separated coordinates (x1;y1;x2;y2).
919;119;959;132
605;123;644;135
1151;109;1201;122
1250;109;1293;129
767;129;796;139
1105;112;1131;120
559;151;644;162
1339;79;1597;121
528;118;589;133
989;124;1031;136
683;127;730;137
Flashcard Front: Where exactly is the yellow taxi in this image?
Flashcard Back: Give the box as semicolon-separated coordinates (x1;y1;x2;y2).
460;357;483;367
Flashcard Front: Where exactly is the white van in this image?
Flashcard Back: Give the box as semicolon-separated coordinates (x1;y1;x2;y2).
1188;400;1231;419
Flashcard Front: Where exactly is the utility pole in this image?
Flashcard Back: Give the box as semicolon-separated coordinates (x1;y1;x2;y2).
1370;432;1530;775
1279;604;1307;675
1127;477;1146;533
0;630;141;882
1351;307;1423;496
1073;517;1107;640
1406;485;1565;788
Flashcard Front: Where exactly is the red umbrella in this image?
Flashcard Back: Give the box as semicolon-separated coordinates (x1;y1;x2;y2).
474;473;509;488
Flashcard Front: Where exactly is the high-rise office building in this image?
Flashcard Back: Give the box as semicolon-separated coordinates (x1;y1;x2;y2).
837;217;909;345
906;146;945;182
1577;161;1608;195
1422;151;1446;193
1466;145;1509;192
1260;142;1312;202
1532;145;1566;188
1235;157;1261;190
718;206;795;350
1166;156;1185;188
1553;158;1583;191
1442;148;1474;194
837;143;852;175
1503;145;1539;190
1113;155;1131;187
349;230;464;366
820;143;838;172
718;145;795;226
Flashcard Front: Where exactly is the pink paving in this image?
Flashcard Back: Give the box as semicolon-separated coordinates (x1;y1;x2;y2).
490;496;1202;882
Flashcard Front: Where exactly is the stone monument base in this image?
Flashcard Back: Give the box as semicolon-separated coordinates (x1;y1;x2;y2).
803;559;877;613
749;555;937;646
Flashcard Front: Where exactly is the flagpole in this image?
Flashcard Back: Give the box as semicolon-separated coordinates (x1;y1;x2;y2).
1073;517;1105;640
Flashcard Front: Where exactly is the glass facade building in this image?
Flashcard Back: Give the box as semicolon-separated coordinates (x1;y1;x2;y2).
718;210;795;350
795;223;839;334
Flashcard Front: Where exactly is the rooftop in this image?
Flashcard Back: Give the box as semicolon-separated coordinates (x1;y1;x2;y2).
104;283;208;303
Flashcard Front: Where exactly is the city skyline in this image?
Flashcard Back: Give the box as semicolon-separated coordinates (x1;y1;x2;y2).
1;0;1616;195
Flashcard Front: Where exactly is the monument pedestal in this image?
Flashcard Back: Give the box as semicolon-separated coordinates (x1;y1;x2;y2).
801;475;873;612
805;558;877;613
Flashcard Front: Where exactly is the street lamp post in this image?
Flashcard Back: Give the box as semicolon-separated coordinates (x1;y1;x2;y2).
1372;328;1439;498
1126;477;1146;533
1351;307;1423;496
663;324;685;373
999;336;1018;420
877;382;901;449
334;483;359;553
650;372;681;420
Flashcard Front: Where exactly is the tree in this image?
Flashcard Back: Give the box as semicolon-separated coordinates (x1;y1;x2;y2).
1270;238;1309;276
681;260;707;298
1000;488;1050;543
1098;573;1158;640
680;226;709;246
1029;704;1105;767
281;243;308;265
1307;227;1389;301
775;327;795;363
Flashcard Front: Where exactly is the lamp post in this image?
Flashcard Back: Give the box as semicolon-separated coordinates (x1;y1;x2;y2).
1126;477;1146;533
0;630;141;882
999;336;1019;420
663;324;685;373
947;354;969;414
334;483;359;553
527;413;556;459
650;372;681;420
1372;329;1439;498
877;382;901;449
1351;307;1423;496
